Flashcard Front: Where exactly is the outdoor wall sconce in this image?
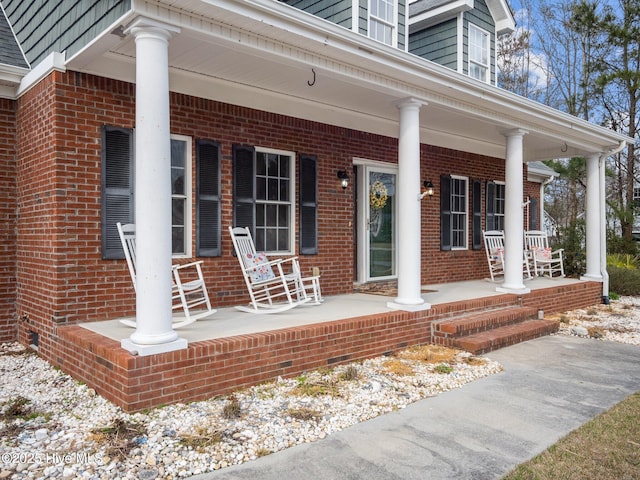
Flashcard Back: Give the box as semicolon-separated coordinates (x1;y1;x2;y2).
418;180;435;200
337;170;350;189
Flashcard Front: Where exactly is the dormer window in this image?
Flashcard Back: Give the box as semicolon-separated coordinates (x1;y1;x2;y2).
370;0;395;46
468;24;490;82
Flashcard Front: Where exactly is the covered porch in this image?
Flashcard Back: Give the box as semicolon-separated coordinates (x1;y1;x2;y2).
53;277;601;412
53;0;628;357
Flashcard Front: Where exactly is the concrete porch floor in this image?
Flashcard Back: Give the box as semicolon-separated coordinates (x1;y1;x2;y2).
81;276;585;344
58;276;602;411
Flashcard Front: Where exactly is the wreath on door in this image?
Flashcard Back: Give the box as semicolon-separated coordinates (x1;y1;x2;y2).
369;181;388;210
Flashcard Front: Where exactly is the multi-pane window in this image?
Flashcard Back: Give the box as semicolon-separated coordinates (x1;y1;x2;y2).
233;145;318;256
451;176;468;248
469;24;489;82
494;182;505;231
370;0;395;46
170;135;192;256
255;149;293;252
102;127;203;260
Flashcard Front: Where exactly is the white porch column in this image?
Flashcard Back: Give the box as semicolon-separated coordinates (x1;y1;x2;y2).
388;98;430;311
499;129;530;294
121;18;187;356
582;153;603;281
599;154;610;302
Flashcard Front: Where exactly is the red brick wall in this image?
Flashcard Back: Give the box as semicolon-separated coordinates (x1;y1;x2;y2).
57;307;435;412
12;70;544;352
523;280;602;314
420;145;538;284
0;98;17;342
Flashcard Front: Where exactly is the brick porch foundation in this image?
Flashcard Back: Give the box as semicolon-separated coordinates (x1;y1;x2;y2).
49;281;601;412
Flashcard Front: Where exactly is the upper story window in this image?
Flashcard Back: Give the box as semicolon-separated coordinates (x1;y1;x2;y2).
370;0;395;46
468;24;490;82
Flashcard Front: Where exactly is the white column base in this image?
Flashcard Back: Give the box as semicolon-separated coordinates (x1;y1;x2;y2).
387;299;431;312
580;274;603;282
121;337;188;357
496;285;531;295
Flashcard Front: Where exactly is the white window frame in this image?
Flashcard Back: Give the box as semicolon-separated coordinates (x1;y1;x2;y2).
170;134;192;258
369;0;396;47
468;23;490;83
494;181;506;232
451;175;468;250
255;147;296;256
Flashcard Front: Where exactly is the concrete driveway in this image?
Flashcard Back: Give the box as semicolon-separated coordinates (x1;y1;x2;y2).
194;335;640;480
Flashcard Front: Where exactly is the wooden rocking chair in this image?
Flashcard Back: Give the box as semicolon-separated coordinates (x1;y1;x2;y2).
229;226;315;313
117;223;216;328
483;230;531;282
524;230;565;278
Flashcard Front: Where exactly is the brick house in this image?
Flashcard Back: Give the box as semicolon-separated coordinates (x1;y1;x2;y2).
0;0;630;409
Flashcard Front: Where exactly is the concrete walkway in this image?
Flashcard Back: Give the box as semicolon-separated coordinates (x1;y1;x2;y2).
194;335;640;480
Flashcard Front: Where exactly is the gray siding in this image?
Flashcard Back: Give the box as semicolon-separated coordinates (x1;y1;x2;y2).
397;0;405;50
280;0;353;29
2;0;130;67
408;17;457;70
463;0;496;84
359;0;367;35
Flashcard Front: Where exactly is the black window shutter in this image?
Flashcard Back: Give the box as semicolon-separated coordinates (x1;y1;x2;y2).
472;179;482;250
196;140;221;257
440;175;452;251
529;197;539;230
485;181;496;231
232;144;256;232
101;125;134;259
299;154;318;255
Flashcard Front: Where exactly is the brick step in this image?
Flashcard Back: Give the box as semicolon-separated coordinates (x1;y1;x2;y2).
453;319;559;355
435;306;539;338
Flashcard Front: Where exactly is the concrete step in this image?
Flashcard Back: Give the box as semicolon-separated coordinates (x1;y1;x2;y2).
434;306;539;338
452;319;559;355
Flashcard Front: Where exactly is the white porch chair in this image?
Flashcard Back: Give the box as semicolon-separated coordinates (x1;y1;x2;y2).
483;230;531;282
524;230;565;278
229;226;317;313
117;223;215;328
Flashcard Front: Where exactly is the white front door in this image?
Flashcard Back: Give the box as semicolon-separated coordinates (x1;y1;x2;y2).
357;163;398;282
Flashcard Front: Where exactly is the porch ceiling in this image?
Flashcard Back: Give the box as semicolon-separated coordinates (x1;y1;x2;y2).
65;0;630;163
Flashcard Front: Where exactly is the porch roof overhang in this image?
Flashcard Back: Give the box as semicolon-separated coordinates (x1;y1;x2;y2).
62;0;630;163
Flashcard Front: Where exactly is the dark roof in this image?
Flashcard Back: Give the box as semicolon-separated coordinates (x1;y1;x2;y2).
0;6;29;68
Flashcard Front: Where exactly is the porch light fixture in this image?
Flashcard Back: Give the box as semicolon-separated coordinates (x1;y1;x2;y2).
418;180;435;200
337;170;349;189
423;180;435;196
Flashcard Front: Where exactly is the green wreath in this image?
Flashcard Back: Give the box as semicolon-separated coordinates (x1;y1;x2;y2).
369;181;388;210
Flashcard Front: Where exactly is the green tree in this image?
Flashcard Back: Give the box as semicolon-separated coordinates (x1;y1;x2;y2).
593;0;640;245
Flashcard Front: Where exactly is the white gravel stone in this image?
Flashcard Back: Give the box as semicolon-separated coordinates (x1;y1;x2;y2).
1;296;639;479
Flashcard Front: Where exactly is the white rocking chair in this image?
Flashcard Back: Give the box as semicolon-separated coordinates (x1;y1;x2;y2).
229;226;315;313
117;223;216;328
524;230;565;278
483;230;531;282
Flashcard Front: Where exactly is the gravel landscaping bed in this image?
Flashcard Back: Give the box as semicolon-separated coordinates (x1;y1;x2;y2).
1;296;639;479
